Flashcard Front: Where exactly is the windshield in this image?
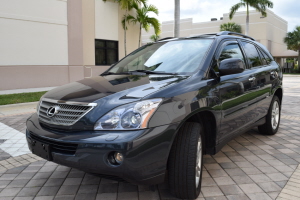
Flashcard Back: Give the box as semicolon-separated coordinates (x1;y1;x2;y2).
107;39;213;74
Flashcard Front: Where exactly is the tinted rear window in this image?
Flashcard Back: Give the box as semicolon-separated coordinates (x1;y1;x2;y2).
241;42;262;68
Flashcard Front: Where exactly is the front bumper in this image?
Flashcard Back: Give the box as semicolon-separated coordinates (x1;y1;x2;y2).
26;113;178;185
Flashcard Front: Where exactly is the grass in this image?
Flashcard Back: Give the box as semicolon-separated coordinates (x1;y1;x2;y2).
283;73;300;75
0;91;47;105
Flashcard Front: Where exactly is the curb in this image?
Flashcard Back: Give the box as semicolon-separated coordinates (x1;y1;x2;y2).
283;75;300;77
0;86;56;95
0;101;38;108
0;111;35;118
0;102;38;117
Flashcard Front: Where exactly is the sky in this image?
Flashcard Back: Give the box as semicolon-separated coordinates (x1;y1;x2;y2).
147;0;300;32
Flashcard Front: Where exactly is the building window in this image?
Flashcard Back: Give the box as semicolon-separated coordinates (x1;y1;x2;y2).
95;39;118;65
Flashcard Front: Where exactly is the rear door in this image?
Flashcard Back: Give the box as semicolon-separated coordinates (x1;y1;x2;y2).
256;46;279;118
239;40;274;120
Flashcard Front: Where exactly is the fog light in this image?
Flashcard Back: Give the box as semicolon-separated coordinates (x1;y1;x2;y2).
107;152;124;166
114;152;124;164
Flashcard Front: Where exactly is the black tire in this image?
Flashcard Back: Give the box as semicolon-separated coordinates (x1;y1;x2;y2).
258;95;281;135
168;122;203;199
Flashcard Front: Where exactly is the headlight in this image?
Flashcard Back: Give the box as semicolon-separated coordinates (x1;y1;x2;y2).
94;98;162;130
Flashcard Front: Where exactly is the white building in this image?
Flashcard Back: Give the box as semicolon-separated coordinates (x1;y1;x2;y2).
0;0;140;90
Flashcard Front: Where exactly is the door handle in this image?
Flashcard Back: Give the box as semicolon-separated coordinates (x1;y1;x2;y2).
249;77;256;82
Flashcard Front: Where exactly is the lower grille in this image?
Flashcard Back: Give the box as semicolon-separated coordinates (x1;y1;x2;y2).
29;132;78;155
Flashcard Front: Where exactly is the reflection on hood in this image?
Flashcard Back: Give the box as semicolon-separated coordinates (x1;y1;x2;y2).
43;74;189;102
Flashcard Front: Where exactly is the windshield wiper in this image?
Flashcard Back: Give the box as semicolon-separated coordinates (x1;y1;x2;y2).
101;72;115;75
101;70;178;76
101;71;133;76
129;70;178;75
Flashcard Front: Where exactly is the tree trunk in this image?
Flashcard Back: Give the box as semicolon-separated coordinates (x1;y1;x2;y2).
174;0;180;37
298;48;300;68
124;9;128;56
139;24;141;47
245;4;249;35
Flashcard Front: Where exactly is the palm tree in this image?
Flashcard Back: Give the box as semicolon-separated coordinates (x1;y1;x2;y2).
284;26;300;65
150;34;160;42
174;0;180;37
103;0;145;56
229;0;273;35
126;2;160;47
220;22;242;33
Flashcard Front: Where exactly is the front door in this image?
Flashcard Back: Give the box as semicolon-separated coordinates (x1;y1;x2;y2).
212;40;258;143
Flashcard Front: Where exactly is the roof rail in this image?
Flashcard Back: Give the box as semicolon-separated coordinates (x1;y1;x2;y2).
157;37;175;41
188;34;217;38
217;31;255;41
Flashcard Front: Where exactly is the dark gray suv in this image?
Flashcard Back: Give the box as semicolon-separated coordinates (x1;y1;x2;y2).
26;31;282;199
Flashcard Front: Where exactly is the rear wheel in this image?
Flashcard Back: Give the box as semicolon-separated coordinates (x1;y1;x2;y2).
168;122;203;199
258;95;281;135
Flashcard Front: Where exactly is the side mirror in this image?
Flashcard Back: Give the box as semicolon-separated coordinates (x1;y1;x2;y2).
219;58;245;76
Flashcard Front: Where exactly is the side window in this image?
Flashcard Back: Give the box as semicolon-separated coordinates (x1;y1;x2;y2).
210;43;245;78
258;48;271;65
219;43;245;63
241;42;262;68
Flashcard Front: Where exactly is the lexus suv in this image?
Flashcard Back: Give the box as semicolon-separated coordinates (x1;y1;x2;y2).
26;31;282;199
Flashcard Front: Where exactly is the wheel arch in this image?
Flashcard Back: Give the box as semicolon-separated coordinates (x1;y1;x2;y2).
274;87;283;105
170;110;218;156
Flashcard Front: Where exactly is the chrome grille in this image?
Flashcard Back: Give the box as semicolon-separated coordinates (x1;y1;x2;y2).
38;98;97;126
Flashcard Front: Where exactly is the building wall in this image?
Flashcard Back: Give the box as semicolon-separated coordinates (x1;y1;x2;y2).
95;0;119;41
0;0;68;65
0;0;139;90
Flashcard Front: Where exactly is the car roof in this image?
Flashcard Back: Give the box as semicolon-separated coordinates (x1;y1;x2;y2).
158;31;255;42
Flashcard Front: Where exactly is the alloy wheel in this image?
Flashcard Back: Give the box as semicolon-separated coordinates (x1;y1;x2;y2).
195;136;202;187
271;100;280;130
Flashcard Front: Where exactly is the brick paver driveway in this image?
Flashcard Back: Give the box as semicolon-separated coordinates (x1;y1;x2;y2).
0;76;299;200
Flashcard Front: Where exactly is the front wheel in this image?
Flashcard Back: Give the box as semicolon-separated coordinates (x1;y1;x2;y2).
168;122;203;199
258;95;281;135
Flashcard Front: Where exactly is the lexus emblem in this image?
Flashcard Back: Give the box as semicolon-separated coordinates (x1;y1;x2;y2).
46;106;60;117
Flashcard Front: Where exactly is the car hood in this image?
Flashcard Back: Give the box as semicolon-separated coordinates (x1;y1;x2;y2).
40;74;189;130
43;74;189;102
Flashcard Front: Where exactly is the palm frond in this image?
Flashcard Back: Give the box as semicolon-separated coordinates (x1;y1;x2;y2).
127;14;138;24
248;0;273;17
130;1;139;10
220;22;242;33
150;34;160;42
138;0;147;7
251;4;267;16
229;2;245;19
147;5;159;15
146;17;161;35
284;26;300;51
